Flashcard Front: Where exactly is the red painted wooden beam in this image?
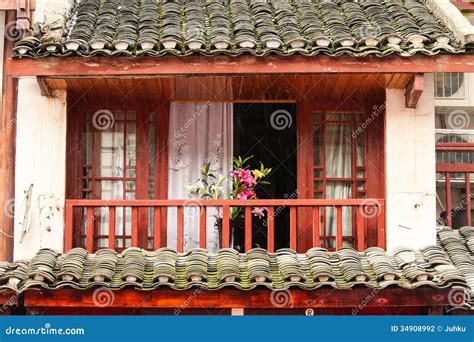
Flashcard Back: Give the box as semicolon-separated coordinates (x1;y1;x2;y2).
23;287;453;309
5;54;474;78
0;290;18;306
437;163;474;172
436;142;474;151
405;74;424;108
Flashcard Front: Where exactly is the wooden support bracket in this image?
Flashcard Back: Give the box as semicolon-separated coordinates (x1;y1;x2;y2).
37;76;54;97
0;1;35;38
405;74;425;109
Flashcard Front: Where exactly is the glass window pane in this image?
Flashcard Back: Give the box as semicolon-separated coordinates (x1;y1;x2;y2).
115;111;124;120
314;126;321;165
100;181;124;200
126;122;136;168
435;73;465;98
356;135;364;167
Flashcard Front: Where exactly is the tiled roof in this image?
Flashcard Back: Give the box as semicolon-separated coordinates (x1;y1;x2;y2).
0;241;469;296
13;0;466;58
437;226;474;310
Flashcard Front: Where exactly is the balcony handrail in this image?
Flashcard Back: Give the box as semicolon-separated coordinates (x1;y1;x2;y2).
65;198;383;207
65;198;385;253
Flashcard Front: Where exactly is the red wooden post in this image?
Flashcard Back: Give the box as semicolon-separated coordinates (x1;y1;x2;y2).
377;203;386;249
86;207;94;252
160;208;167;249
336;206;343;249
199;206;207;249
245;207;252;251
222;205;230;248
177;206;184;253
312;207;320;247
64;204;74;251
136;108;150;250
109;206;116;250
356;207;365;251
153;207;161;249
0;22;17;262
466;172;471;226
446;173;452;227
297;101;315;253
267;207;275;253
131;207;139;247
290;207;297;250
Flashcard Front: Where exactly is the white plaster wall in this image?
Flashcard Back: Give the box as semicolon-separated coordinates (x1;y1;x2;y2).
33;0;73;25
385;74;437;251
14;78;67;260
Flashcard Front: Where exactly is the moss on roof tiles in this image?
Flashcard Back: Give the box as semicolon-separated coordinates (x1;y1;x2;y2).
0;238;469;296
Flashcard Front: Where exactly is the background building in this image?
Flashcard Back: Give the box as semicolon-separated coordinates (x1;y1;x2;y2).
435;0;474;229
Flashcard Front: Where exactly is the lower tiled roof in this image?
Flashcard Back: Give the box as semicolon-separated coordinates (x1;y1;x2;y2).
437;226;474;309
0;239;469;296
12;0;466;58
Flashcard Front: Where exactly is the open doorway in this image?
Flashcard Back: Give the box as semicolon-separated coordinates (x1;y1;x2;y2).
233;103;297;250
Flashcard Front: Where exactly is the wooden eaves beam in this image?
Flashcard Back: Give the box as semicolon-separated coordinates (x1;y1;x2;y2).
5;54;474;78
24;287;454;309
405;74;425;109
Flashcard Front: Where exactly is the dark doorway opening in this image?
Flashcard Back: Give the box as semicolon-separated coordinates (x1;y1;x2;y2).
233;103;297;250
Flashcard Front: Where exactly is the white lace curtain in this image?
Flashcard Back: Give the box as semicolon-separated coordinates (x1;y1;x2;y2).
325;116;355;247
167;102;233;252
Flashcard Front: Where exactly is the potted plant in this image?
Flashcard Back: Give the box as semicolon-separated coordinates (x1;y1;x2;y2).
187;156;271;248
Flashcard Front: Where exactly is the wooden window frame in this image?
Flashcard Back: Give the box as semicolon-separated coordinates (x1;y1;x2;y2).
297;101;386;251
66;98;169;250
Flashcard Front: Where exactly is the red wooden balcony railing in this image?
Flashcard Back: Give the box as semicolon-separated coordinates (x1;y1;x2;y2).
64;199;385;253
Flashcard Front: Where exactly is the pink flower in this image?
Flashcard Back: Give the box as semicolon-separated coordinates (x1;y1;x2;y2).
239;170;255;186
237;193;248;200
237;189;256;200
252;207;268;219
230;170;239;178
